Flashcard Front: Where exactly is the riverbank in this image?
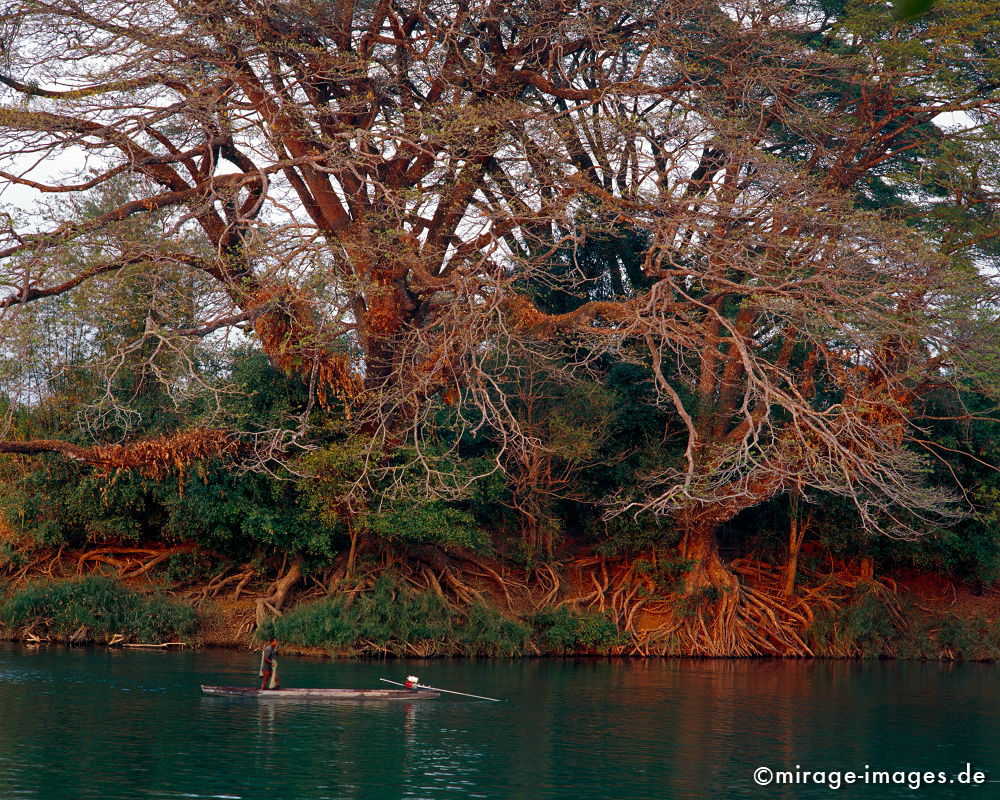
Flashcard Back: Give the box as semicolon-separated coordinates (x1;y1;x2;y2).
2;548;998;660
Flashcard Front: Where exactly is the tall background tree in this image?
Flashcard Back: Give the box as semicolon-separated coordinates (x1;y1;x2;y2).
1;0;998;653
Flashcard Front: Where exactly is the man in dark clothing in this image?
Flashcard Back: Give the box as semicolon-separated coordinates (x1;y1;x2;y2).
259;637;279;690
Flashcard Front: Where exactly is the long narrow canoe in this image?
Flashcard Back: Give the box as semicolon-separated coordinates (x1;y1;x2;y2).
201;685;439;700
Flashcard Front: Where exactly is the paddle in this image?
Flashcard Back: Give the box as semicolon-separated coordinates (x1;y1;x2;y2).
379;677;503;702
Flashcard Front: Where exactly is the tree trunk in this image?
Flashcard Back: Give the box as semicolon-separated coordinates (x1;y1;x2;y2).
680;523;733;596
783;493;807;598
784;534;802;598
346;520;359;578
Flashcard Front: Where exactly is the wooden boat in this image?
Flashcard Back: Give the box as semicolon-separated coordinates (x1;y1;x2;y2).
200;685;439;700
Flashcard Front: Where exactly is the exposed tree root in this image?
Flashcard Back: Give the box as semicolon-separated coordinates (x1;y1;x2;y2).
76;546;195;578
529;564;562;610
185;567;257;610
0;538;920;656
454;555;523;611
553;553;849;657
254;558;303;628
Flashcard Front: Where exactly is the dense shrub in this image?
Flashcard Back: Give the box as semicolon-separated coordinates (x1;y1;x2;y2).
455;602;532;656
533;606;628;654
366;504;491;553
901;613;1000;662
0;576;198;642
260;576;531;656
807;583;900;658
260;576;455;655
807;584;1000;661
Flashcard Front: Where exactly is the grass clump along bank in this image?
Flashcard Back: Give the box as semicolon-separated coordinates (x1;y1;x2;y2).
0;576;198;643
258;574;630;656
805;581;1000;661
533;606;629;654
258;575;531;656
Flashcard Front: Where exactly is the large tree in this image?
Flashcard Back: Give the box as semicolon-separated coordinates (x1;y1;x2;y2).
1;0;999;650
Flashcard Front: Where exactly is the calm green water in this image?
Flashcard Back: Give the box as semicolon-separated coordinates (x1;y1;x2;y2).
1;644;998;800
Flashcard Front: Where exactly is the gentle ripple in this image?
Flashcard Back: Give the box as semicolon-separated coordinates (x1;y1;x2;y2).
0;645;998;799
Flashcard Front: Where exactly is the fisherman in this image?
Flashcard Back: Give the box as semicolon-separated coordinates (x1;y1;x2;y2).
259;637;280;690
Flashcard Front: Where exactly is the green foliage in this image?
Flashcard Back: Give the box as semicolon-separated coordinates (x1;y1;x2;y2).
454;602;532;657
297;437;373;530
158;550;223;584
0;450;340;560
533;606;628;654
931;613;989;659
0;576;197;642
886;607;1000;661
0;541;26;570
859;392;1000;587
593;514;681;559
894;0;934;19
366;503;490;553
260;576;451;655
300;435;493;555
158;466;338;558
221;350;310;429
0;341;340;560
520;220;650;315
807;583;901;658
809;593;1000;661
2;462;152;547
258;597;358;650
630;554;694;595
259;575;528;656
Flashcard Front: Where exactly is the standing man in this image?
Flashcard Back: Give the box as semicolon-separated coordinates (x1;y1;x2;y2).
259;637;279;690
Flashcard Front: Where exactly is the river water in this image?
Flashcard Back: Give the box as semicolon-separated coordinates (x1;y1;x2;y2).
0;644;997;799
